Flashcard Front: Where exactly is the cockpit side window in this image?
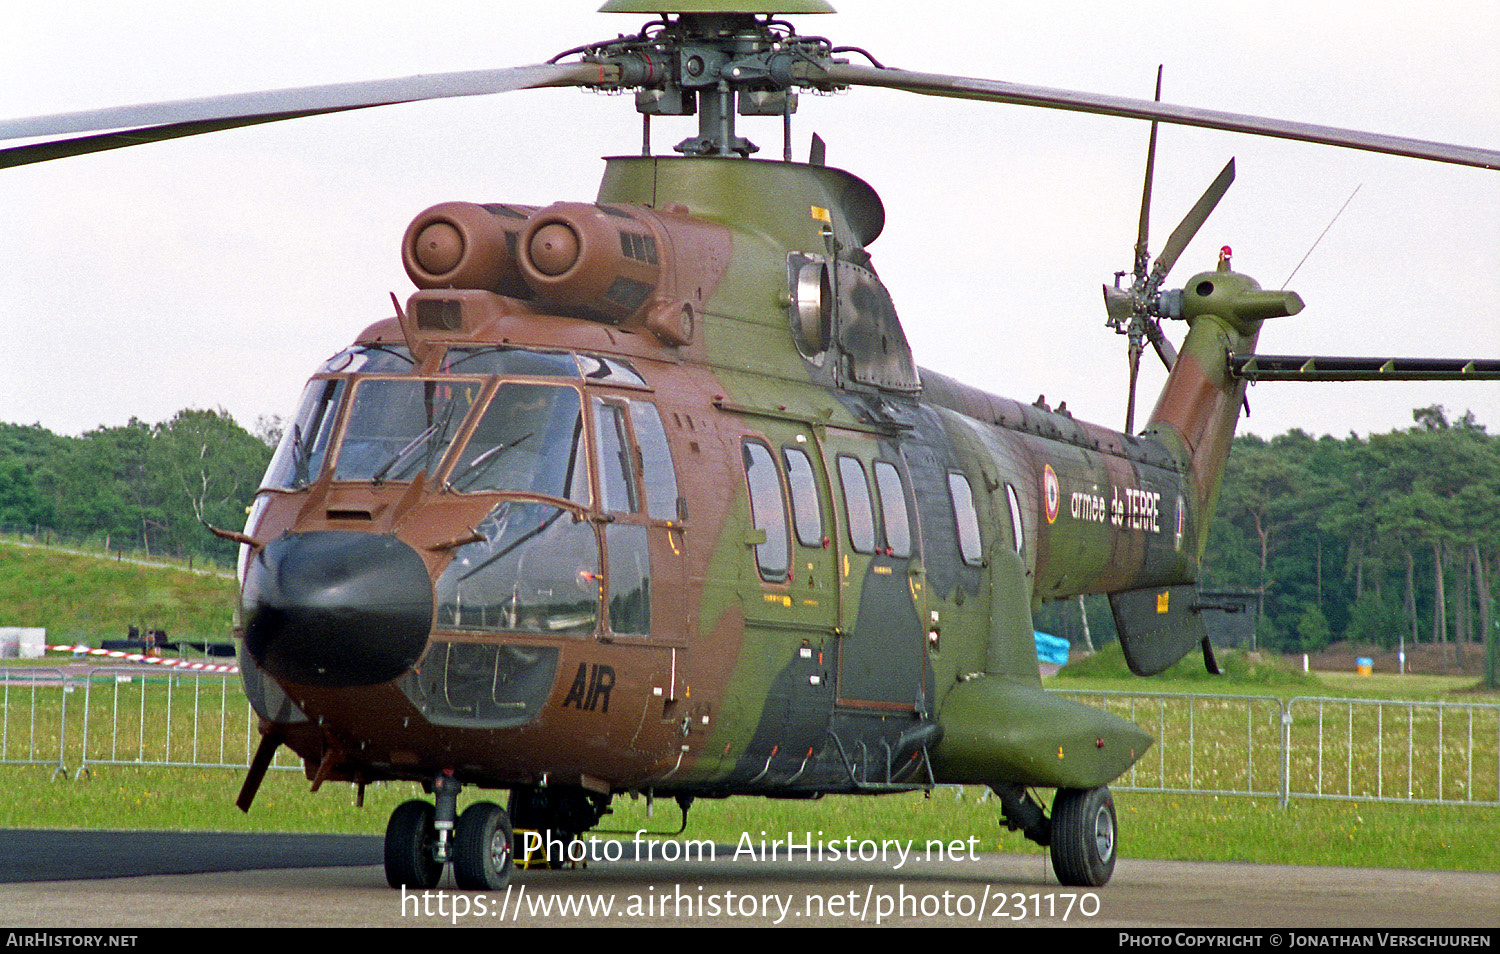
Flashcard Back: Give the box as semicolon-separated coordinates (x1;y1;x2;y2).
593;399;641;514
262;377;347;490
629;402;679;523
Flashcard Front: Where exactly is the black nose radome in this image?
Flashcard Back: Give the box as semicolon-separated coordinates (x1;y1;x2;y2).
243;532;433;688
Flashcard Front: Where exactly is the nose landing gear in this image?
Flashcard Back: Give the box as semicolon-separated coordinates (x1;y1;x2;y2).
384;774;515;890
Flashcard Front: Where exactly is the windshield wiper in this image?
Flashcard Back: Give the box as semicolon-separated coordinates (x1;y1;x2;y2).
289;423;309;487
371;400;460;486
444;432;531;493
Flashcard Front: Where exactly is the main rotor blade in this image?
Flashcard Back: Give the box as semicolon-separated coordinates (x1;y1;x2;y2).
1153;158;1235;284
811;63;1500;171
0;61;608;168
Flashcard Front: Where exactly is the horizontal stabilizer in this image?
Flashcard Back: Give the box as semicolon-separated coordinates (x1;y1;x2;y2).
1230;354;1500;381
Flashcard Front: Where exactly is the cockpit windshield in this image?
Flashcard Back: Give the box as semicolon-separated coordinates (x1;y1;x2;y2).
333;379;481;484
260;344;630;495
262;378;347;490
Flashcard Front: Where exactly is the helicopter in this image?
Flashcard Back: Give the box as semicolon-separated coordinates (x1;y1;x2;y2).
4;1;1498;892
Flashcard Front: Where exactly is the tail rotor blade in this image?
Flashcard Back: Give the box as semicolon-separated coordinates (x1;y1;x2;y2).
1134;66;1163;281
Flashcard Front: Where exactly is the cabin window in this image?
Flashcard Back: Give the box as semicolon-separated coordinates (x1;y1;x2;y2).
948;472;984;566
262;378;347;490
592;399;641;514
445;383;587;500
873;460;912;558
332;378;481;483
742;441;790;582
1005;483;1025;554
434;501;600;637
630;402;680;522
836;455;876;554
781;445;824;547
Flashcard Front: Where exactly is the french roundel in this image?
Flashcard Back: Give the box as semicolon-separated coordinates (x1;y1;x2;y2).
1043;465;1060;524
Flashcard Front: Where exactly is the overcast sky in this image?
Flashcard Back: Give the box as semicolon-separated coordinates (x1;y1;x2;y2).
2;0;1496;441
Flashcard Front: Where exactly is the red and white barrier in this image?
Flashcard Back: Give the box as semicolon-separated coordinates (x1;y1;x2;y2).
46;645;239;673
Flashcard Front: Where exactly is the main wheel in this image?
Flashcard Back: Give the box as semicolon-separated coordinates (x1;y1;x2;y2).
453;801;514;890
1049;786;1117;887
385;799;443;889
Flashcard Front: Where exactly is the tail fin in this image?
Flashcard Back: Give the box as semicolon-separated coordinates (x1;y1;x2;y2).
1111;264;1302;675
1146;264;1302;560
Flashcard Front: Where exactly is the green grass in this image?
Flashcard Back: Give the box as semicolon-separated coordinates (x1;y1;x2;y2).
1053;642;1499;702
0;539;237;642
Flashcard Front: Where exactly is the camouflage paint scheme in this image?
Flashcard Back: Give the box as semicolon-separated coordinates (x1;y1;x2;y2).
238;154;1276;808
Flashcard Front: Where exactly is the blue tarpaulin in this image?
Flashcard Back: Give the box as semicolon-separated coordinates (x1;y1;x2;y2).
1034;631;1070;666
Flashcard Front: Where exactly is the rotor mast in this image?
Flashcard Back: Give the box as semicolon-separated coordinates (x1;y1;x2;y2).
591;5;841;158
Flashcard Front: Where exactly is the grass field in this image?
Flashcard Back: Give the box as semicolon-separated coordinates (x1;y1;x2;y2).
4;653;1496;875
0;538;236;643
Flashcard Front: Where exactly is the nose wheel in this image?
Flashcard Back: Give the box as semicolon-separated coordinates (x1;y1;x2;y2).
452;801;514;890
384;800;444;889
383;786;515;890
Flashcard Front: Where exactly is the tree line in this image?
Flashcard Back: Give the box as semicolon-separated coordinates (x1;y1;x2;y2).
0;410;275;567
1201;405;1496;670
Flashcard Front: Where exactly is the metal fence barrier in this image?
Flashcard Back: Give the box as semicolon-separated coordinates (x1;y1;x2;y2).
3;667;1498;809
0;668;73;778
1052;690;1288;799
1050;689;1499;807
1285;696;1500;806
0;666;299;778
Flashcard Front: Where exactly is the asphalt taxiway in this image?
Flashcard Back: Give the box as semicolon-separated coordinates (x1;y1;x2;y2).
2;830;1496;928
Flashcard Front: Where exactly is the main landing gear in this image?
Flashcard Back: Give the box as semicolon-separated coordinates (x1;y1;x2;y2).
992;782;1118;887
384;774;514;890
1048;786;1117;888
